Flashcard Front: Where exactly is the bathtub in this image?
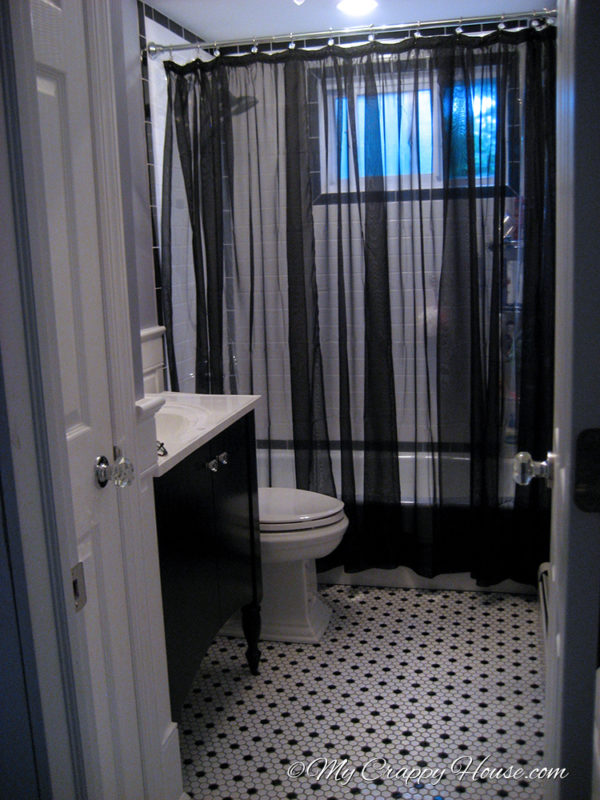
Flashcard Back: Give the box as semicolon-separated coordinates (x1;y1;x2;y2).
257;446;534;596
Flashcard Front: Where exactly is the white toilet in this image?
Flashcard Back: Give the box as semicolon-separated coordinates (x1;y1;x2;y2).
223;487;348;643
258;487;348;643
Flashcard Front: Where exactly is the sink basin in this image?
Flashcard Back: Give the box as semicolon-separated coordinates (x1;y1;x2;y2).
155;403;208;445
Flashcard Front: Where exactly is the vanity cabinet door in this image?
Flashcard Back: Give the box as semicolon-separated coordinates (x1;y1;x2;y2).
154;440;220;718
212;414;261;624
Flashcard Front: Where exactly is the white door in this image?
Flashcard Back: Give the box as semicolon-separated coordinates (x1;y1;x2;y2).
26;0;144;796
543;1;600;796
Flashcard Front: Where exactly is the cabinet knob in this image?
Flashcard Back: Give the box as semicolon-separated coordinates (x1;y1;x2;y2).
218;451;229;466
206;458;219;473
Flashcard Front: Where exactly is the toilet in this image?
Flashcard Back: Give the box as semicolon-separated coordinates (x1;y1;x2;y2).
258;487;348;643
223;487;348;643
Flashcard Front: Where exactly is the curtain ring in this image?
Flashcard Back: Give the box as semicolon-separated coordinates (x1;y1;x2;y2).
288;35;296;50
251;40;258;54
455;18;463;34
414;21;422;38
213;43;220;57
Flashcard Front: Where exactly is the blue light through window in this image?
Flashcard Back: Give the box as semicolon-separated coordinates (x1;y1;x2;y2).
444;78;497;179
336;90;433;180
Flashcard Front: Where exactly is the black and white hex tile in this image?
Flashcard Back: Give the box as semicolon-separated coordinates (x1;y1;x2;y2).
179;585;545;800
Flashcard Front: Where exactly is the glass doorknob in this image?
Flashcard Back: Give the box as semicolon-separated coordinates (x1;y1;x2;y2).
95;448;135;488
513;451;555;488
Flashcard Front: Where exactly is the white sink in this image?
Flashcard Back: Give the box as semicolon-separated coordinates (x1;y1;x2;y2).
151;392;261;476
155;403;208;444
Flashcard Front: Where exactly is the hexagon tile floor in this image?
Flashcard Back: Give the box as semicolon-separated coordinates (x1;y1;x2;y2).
179;585;547;800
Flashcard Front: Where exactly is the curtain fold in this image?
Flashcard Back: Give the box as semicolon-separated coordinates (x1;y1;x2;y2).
284;60;336;496
161;27;556;585
159;75;179;391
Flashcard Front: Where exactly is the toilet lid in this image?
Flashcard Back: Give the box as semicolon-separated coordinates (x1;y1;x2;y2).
258;487;344;531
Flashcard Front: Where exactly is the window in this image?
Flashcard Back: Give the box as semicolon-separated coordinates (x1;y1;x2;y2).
316;69;500;199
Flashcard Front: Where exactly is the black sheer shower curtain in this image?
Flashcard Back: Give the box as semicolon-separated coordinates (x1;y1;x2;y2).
160;26;556;585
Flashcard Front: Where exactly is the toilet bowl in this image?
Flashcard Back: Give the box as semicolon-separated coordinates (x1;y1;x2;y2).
223;487;348;643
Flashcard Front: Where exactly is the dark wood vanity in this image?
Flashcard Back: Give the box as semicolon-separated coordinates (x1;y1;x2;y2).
153;411;262;722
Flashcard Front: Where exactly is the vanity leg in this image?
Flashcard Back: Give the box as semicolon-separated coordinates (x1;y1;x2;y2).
241;602;261;675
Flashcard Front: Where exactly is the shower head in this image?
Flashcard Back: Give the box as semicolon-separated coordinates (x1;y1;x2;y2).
227;90;258;117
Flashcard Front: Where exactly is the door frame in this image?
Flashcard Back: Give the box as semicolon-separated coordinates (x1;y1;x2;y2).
3;1;183;797
1;1;87;794
0;5;66;793
545;0;600;796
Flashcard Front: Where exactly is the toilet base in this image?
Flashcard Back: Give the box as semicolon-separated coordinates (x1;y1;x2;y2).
221;558;332;643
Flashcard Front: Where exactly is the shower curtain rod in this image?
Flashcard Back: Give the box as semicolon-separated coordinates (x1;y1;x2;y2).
145;8;556;57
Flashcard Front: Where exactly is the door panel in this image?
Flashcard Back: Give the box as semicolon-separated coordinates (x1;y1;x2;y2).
29;0;144;796
36;68;89;431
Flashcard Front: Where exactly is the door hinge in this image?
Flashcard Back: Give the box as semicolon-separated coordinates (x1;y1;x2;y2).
71;562;87;612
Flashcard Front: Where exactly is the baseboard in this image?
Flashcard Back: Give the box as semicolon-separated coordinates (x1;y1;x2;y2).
161;721;184;800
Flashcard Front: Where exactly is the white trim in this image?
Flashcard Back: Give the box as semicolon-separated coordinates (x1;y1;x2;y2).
136;393;166;421
141;324;167;343
141;325;166;394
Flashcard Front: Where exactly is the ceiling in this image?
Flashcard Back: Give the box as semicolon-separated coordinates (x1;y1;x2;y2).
147;0;544;43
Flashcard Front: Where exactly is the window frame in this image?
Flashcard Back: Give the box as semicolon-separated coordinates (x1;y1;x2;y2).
308;56;517;205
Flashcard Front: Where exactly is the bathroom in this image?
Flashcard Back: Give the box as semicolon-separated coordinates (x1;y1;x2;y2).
1;1;599;799
140;0;552;797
